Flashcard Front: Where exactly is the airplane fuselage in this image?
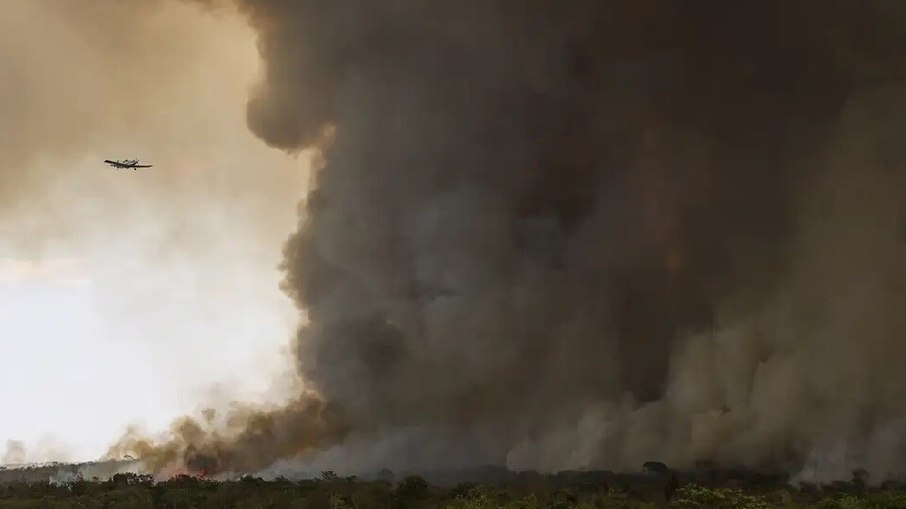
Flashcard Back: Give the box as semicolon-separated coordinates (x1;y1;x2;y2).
104;159;153;170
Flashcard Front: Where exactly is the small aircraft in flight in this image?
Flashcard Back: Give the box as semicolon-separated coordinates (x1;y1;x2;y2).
104;158;153;170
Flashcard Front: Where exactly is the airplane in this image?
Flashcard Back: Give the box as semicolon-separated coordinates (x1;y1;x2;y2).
104;158;153;170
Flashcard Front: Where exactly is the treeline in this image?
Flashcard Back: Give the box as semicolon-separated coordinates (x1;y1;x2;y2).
1;470;906;508
0;461;136;485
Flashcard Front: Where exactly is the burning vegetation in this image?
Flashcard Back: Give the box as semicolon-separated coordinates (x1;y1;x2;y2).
103;0;906;482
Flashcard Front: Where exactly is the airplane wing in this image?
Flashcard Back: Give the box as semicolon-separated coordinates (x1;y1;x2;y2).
104;160;127;168
133;165;152;168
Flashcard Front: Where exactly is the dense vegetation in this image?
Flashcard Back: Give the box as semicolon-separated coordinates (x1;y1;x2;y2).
1;469;906;508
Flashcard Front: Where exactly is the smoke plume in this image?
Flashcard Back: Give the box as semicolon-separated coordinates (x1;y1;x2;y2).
111;0;906;481
2;441;27;466
1;438;71;466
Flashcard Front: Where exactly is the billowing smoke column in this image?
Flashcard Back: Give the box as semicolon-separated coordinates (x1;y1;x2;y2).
112;0;906;481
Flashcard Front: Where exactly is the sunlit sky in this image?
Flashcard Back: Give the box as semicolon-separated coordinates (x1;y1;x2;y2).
0;0;309;463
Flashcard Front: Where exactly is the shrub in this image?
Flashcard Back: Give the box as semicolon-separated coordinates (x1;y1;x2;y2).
671;484;769;509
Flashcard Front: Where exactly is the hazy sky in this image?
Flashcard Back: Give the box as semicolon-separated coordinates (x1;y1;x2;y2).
0;0;309;463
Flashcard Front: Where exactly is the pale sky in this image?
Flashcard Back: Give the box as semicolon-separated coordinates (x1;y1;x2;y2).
0;0;310;463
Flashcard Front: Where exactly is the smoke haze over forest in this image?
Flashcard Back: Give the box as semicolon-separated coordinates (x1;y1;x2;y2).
4;0;906;483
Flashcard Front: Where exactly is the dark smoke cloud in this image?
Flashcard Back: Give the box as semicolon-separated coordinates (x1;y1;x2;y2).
114;0;906;480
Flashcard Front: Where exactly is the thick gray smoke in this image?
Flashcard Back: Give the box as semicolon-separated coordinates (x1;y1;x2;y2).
117;1;906;481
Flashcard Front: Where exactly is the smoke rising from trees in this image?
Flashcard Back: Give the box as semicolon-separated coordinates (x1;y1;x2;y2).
111;1;906;481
